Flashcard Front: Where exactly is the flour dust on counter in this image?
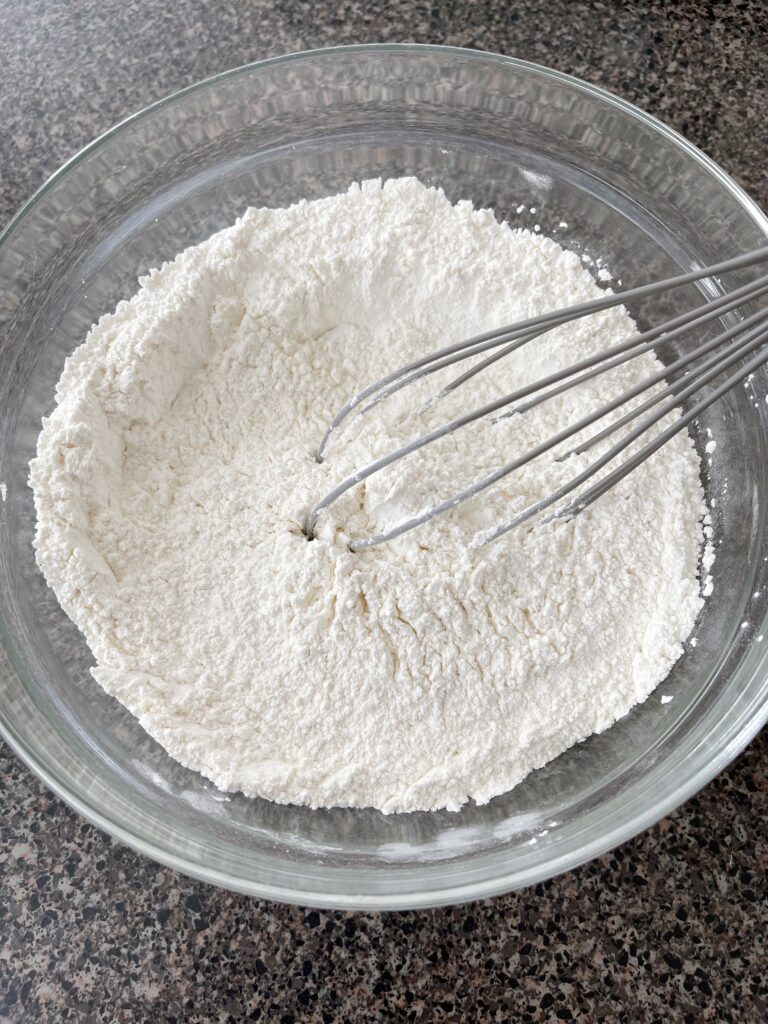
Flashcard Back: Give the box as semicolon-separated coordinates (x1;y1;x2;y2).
29;178;706;813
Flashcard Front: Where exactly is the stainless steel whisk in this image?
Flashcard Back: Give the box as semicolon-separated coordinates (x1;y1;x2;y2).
304;247;768;551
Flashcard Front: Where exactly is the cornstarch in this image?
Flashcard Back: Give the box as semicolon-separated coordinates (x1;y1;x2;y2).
30;178;706;813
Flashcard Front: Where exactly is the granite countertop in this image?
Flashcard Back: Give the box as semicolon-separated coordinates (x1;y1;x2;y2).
1;2;767;1021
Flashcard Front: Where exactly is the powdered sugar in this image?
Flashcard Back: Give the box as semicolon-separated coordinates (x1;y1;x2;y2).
30;178;706;813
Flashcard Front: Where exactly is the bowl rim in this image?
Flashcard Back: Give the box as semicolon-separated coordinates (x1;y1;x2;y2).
1;42;767;910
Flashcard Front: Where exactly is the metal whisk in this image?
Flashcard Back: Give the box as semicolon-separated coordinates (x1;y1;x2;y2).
304;247;768;551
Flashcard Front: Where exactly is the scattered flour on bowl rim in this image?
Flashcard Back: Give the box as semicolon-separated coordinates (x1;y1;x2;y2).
29;178;708;813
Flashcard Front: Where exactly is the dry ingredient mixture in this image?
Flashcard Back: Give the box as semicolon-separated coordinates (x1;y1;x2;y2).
30;178;707;813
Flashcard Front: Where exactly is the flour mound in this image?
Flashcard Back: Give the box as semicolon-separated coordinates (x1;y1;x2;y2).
30;179;705;813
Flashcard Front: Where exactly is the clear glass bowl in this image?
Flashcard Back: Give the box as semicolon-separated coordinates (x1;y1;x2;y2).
1;45;767;910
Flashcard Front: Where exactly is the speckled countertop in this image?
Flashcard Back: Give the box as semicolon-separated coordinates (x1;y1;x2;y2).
1;2;767;1021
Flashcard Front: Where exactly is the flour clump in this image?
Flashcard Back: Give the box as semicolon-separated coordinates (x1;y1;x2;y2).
30;178;706;813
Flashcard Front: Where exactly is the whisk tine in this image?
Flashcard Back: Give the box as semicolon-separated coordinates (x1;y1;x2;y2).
352;319;558;422
481;321;768;545
306;248;768;549
491;274;768;421
443;272;768;397
560;340;768;520
561;310;768;459
315;247;768;461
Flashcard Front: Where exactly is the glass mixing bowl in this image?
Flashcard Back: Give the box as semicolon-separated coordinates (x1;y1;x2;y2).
1;45;767;910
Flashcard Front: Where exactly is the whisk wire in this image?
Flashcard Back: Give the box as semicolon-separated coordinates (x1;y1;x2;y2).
560;341;768;522
481;321;768;544
316;247;768;461
495;275;768;421
356;269;766;423
564;311;768;458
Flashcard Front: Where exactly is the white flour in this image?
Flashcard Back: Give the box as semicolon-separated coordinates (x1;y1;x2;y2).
30;178;706;813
